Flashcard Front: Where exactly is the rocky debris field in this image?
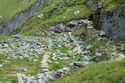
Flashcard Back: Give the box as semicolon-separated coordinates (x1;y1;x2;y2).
0;19;125;83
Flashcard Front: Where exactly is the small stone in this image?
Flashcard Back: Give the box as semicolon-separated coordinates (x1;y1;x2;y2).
63;67;70;71
67;21;78;27
55;50;61;56
86;45;92;50
17;73;25;83
84;56;91;61
55;69;64;78
53;62;59;64
116;53;125;61
24;68;28;72
33;59;39;62
43;69;49;72
120;44;125;52
96;52;102;56
38;79;46;83
12;34;22;39
74;10;80;16
87;25;93;29
99;31;106;37
72;46;82;55
37;13;44;19
0;64;3;68
44;72;55;81
73;62;84;67
61;57;69;60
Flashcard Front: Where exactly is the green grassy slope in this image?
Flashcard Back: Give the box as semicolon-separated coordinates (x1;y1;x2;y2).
19;0;92;36
0;0;125;35
17;0;125;35
56;60;125;83
0;55;42;81
0;0;35;23
0;0;125;82
103;0;125;11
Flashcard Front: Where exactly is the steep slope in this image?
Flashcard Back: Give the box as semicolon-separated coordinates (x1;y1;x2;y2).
0;0;35;21
0;0;125;41
0;0;125;83
0;0;51;35
56;60;125;83
87;0;125;42
19;0;91;36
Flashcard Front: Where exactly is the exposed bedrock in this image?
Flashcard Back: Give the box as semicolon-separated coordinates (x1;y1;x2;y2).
0;0;51;35
101;5;125;42
87;0;125;42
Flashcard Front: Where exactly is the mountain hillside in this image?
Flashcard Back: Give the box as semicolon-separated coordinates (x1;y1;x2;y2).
0;0;35;23
0;0;125;83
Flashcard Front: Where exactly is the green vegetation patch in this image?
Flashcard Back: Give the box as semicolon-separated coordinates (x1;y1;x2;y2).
0;35;11;42
0;56;42;81
56;60;125;83
0;0;35;23
21;5;91;35
19;0;91;36
103;0;125;11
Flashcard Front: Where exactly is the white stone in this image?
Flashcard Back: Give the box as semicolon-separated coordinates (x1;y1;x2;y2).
0;64;3;68
38;79;46;83
37;13;44;19
74;10;80;16
17;73;25;83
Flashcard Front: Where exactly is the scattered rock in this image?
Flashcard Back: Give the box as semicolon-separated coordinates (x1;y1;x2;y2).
119;44;125;53
92;49;109;62
99;31;106;37
51;23;71;33
73;62;84;67
37;13;44;19
38;79;46;83
1;19;120;83
55;50;61;56
72;46;82;55
74;10;80;16
17;73;25;83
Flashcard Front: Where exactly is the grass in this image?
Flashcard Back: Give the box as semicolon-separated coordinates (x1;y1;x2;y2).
0;35;11;42
21;5;91;35
48;45;78;71
64;0;86;6
103;0;125;11
1;0;125;35
56;60;125;83
49;55;81;71
18;0;91;36
0;0;35;23
0;56;42;81
1;0;125;82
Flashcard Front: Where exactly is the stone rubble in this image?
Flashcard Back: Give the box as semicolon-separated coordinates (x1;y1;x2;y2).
0;19;124;83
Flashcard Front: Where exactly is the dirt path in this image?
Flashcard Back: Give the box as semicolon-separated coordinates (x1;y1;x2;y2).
41;52;50;71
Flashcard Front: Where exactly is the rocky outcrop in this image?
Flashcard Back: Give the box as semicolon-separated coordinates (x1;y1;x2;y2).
86;0;98;11
0;19;123;82
101;5;125;42
87;0;125;42
0;0;51;35
86;0;103;30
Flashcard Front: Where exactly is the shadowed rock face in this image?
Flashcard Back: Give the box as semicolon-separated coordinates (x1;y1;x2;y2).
86;0;125;42
101;5;125;42
0;0;51;35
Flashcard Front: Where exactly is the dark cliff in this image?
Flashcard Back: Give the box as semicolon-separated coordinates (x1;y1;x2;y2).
87;0;125;42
